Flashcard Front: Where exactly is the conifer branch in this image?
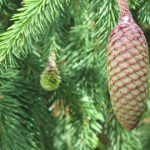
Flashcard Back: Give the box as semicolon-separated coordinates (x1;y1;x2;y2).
89;0;119;81
138;0;150;26
41;1;70;57
0;0;19;33
0;0;68;69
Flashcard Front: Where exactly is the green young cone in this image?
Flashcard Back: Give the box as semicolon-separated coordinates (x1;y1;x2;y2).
40;60;61;91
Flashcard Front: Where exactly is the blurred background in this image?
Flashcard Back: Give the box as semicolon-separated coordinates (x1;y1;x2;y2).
0;0;150;150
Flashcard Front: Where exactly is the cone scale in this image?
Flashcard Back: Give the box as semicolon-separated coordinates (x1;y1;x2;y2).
107;0;149;131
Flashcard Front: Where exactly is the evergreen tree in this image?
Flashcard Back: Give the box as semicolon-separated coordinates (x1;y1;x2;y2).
0;0;150;150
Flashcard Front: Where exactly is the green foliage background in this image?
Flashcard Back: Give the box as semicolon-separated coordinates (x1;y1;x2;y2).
0;0;150;150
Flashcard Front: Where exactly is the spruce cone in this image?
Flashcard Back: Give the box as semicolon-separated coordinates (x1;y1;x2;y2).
40;60;61;91
107;0;149;131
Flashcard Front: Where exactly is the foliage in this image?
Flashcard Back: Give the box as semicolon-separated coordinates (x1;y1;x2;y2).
0;0;150;150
